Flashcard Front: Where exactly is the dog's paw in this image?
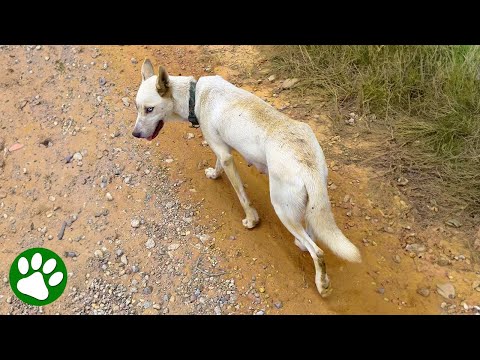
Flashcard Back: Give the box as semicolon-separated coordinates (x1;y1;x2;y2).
294;238;308;252
205;167;219;179
242;209;259;229
316;274;332;298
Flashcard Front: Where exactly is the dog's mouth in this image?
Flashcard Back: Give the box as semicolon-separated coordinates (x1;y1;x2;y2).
146;120;164;141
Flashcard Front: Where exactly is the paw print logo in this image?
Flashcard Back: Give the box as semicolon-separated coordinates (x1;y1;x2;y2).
9;248;67;306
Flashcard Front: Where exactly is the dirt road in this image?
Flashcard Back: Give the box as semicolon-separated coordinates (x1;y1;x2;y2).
1;45;479;314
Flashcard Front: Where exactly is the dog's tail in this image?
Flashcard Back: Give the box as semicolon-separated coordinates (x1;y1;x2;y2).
303;172;361;263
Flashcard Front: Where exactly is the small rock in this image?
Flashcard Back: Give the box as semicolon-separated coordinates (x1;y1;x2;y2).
131;57;138;64
99;77;106;86
6;297;12;304
168;243;180;251
345;118;355;126
393;255;401;263
405;243;426;253
186;133;195;140
0;191;7;199
281;78;299;89
472;280;480;290
397;177;409;186
437;282;455;299
73;152;83;161
121;255;128;265
229;235;236;241
145;238;156;249
64;251;78;258
165;158;174;164
214;306;222;315
115;249;123;257
94;250;103;258
131;219;140;228
132;265;140;273
376;287;385;295
274;301;283;309
259;287;265;293
254;310;265;315
122;97;130;107
268;75;276;82
383;226;395;234
105;192;113;201
417;288;430;297
445;219;462;228
143;286;153;295
8;143;24;152
143;301;152;309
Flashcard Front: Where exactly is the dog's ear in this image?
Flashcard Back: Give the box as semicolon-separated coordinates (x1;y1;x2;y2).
141;59;155;81
156;66;170;96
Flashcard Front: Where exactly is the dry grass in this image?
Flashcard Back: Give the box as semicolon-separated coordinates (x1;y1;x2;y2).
268;45;480;218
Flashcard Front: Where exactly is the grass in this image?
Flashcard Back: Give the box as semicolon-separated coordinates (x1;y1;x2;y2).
268;45;480;217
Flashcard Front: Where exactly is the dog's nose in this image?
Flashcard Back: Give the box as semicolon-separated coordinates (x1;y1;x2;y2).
132;131;142;138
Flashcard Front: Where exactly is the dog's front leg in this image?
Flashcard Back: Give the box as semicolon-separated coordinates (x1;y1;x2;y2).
221;155;259;229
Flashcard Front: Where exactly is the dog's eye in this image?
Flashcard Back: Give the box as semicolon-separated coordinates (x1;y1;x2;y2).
146;107;154;113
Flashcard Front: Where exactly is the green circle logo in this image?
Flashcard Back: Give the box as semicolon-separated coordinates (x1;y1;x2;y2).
9;248;67;306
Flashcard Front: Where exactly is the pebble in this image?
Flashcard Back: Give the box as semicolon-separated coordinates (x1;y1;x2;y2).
145;238;156;249
143;301;152;309
186;133;195;140
9;143;24;152
437;282;455;299
417;288;430;297
214;306;222;315
122;97;130;107
281;78;299;89
73;152;83;161
254;310;265;315
115;249;124;257
131;219;140;228
405;243;426;253
132;265;140;273
168;243;180;251
268;75;276;82
94;250;103;258
0;191;7;199
445;219;462;228
376;287;385;295
64;251;78;258
131;57;138;64
143;286;153;295
274;301;283;309
99;77;106;86
121;255;128;265
165;158;174;163
105;192;113;201
393;255;401;263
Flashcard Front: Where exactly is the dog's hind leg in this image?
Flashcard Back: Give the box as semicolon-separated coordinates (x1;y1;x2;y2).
269;175;331;297
205;157;224;179
208;140;259;229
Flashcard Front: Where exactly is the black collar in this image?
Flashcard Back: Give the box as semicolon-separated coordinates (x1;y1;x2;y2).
188;81;199;128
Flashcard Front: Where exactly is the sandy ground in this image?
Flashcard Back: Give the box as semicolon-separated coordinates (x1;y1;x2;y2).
0;45;479;315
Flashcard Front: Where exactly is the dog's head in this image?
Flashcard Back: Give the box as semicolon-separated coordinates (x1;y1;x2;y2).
132;59;173;141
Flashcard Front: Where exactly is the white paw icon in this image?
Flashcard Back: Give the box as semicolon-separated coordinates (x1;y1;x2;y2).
16;252;64;301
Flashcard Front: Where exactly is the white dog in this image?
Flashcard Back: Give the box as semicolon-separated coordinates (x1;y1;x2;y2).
132;59;361;297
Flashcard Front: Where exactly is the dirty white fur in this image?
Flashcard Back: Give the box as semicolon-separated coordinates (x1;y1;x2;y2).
133;60;361;297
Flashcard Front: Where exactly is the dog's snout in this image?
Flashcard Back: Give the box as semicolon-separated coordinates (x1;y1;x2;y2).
132;130;142;138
